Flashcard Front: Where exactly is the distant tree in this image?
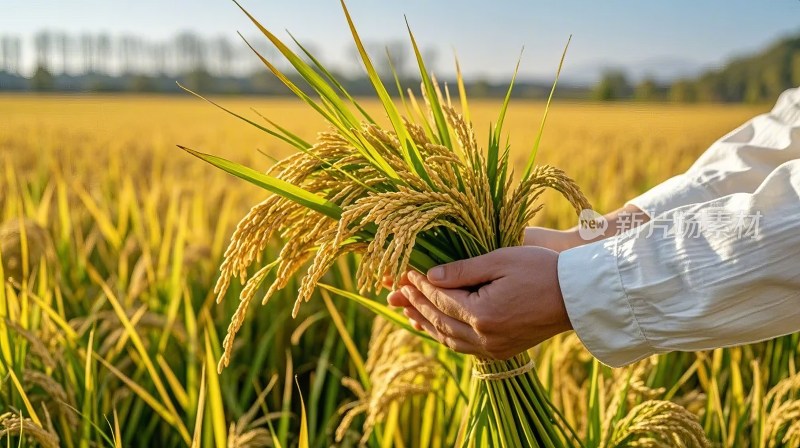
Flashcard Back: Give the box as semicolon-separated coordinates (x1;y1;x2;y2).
141;42;156;75
97;34;111;74
694;73;723;102
131;37;146;73
153;43;168;75
358;43;435;79
793;52;800;87
633;77;660;101
119;36;138;74
388;41;410;78
592;70;630;101
422;46;439;76
249;71;281;94
31;65;55;91
670;80;697;103
744;78;765;103
34;31;52;72
8;37;21;74
184;67;214;92
347;43;365;76
175;32;205;72
470;78;491;97
215;37;234;76
0;36;5;72
56;32;71;74
129;74;157;92
241;35;277;73
296;42;321;68
81;34;95;73
361;40;409;79
0;35;21;74
762;63;787;100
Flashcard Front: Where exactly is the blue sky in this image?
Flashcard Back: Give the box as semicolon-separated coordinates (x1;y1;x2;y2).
3;1;800;81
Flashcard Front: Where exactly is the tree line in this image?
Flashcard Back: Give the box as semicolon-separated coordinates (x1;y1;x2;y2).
1;31;279;76
0;30;458;94
0;30;590;98
2;30;798;101
592;35;800;103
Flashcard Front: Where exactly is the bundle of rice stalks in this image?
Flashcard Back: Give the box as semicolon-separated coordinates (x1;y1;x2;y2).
183;1;587;446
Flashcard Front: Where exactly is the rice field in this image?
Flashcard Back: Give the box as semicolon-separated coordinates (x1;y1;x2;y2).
2;94;798;447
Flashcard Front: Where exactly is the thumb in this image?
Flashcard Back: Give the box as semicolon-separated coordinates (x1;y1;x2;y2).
426;251;504;288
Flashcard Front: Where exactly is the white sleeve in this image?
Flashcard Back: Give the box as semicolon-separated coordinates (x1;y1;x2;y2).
558;159;800;367
628;87;800;218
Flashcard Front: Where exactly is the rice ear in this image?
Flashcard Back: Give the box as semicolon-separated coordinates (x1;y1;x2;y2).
608;400;711;448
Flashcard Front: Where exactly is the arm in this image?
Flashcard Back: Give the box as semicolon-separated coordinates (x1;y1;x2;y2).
524;204;650;251
560;159;800;366
391;160;800;364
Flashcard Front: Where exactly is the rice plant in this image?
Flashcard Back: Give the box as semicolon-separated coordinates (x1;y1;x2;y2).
180;1;610;446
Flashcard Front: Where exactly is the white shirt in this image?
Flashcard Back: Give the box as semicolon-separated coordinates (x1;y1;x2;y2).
558;87;800;368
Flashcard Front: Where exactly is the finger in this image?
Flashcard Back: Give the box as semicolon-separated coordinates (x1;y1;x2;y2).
405;313;423;332
383;271;411;290
425;250;507;288
402;285;479;344
387;289;411;307
406;271;474;324
403;306;480;355
396;271;411;288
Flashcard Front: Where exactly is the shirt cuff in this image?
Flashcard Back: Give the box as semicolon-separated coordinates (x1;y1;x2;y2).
626;175;715;219
557;238;651;367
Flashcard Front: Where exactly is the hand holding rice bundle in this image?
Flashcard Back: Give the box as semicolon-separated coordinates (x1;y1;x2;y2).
184;1;589;445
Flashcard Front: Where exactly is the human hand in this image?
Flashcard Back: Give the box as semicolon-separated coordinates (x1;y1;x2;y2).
380;228;579;291
387;246;572;360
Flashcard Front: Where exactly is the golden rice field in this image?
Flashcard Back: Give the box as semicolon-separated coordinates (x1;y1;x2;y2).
2;94;798;447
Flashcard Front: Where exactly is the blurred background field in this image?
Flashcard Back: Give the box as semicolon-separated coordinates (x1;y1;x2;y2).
5;93;799;447
1;93;767;222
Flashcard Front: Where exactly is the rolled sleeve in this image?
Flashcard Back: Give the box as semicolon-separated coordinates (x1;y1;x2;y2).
557;239;652;367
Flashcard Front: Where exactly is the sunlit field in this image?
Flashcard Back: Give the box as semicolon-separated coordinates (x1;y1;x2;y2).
3;94;797;447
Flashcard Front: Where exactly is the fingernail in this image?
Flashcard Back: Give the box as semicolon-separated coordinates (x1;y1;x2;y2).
428;266;444;281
